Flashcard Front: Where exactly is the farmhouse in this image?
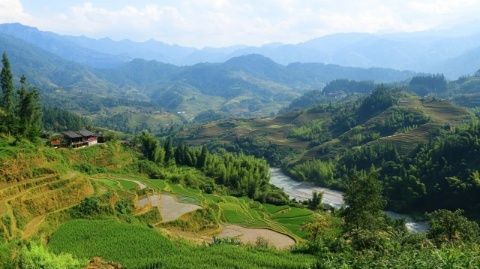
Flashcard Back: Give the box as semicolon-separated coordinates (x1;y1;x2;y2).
51;130;99;148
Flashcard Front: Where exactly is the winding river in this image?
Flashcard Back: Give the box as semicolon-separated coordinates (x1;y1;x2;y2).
270;168;428;233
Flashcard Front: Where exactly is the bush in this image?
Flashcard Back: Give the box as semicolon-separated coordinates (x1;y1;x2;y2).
70;197;102;218
19;243;86;269
427;209;480;246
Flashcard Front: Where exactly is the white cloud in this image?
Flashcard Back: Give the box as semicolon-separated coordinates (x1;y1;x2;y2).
4;0;480;47
0;0;31;23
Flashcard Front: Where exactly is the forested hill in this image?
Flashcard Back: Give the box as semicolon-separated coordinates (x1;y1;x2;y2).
177;87;478;216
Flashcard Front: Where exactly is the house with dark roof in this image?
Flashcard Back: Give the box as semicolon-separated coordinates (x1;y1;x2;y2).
51;130;98;148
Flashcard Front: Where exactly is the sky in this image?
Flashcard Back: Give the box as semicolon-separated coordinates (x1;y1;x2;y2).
0;0;480;48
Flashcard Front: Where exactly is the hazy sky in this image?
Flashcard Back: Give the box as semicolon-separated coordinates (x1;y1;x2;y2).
1;0;479;47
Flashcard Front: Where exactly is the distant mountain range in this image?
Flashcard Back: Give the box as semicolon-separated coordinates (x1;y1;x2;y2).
0;26;414;119
1;23;480;78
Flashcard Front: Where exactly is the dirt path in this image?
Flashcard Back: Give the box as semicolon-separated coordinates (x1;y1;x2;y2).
136;193;201;223
217;224;296;249
133;180;147;190
22;215;45;239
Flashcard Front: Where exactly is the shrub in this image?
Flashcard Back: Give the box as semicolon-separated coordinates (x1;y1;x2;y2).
19;243;86;269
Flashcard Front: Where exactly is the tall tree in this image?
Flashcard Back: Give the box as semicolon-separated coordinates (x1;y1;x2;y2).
17;75;28;136
163;138;174;165
343;169;386;231
137;132;163;163
197;146;208;169
308;191;323;210
1;52;15;133
17;84;42;139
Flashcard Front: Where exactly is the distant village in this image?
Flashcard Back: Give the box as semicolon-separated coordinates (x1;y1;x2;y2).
50;130;105;148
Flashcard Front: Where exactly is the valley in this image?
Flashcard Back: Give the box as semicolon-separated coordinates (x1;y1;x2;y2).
0;10;480;269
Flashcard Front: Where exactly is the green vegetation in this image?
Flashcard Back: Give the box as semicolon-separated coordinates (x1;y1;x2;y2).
42;107;91;131
179;86;479;218
49;219;314;269
409;74;447;96
1;53;42;140
135;132;288;204
1;48;480;268
20;243;86;269
293;172;480;268
323;79;375;95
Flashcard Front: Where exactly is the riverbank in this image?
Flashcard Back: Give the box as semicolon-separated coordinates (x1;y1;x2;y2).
269;168;428;233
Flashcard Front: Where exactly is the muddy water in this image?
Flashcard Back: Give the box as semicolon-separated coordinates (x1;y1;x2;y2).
136;193;201;223
270;168;428;233
217;224;296;249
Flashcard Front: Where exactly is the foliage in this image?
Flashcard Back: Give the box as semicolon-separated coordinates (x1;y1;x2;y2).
0;239;15;269
357;86;397;121
42;107;91;131
307;191;323;210
323;79;375;95
427;209;480;246
19;243;86;269
48;219;314;269
289;160;336;188
134;134;286;204
70;197;104;218
342;170;386;232
289;119;331;145
0;53;42;139
136;131;165;163
409;74;447;96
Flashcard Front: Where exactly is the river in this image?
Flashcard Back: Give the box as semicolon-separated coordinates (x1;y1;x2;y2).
270;168;428;233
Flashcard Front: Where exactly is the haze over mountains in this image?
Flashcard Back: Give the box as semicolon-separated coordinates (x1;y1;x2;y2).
0;23;416;120
1;23;480;78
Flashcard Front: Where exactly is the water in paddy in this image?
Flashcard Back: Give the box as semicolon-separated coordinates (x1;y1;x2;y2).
270;168;428;233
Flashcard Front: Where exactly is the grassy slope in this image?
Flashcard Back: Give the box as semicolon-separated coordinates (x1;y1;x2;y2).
0;139;318;268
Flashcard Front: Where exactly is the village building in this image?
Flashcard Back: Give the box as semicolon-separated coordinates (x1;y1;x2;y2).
50;129;99;148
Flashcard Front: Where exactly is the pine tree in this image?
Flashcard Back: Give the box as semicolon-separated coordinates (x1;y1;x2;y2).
197;146;208;169
1;52;15;133
27;89;43;139
17;75;28;136
18;85;42;140
164;138;174;165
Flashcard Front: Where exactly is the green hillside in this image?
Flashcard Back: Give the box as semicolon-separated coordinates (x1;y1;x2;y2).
179;90;470;164
177;88;479;215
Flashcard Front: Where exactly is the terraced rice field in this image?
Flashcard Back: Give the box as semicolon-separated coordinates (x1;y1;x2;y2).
0;172;93;239
218;224;296;249
136;193;202;223
48;219;315;269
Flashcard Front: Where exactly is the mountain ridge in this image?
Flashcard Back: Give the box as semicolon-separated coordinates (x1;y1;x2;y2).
2;23;480;78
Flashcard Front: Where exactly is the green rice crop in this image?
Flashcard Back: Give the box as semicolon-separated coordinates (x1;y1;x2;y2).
48;219;314;269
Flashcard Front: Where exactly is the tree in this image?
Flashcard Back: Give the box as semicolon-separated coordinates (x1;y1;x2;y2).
343;169;386;231
1;52;15;133
308;191;323;210
301;214;332;241
427;209;480;245
197;145;208;169
137;132;163;163
163;137;174;165
17;78;42;139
